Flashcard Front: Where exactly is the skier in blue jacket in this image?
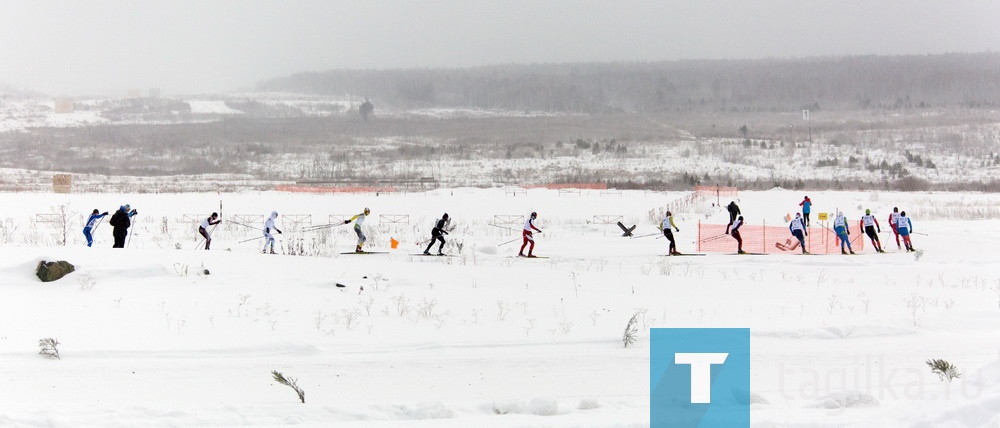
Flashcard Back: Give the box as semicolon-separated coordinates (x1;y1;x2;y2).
83;209;109;247
897;211;915;252
833;212;855;254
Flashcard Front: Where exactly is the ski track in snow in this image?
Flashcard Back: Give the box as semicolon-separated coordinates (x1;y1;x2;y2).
0;188;998;427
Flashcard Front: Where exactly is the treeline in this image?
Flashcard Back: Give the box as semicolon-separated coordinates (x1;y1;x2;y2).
256;53;1000;113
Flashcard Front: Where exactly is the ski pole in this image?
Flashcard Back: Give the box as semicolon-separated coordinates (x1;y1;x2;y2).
698;233;728;243
195;226;218;250
302;222;346;232
127;218;137;248
498;237;520;246
92;216;105;232
631;232;661;239
206;200;222;240
229;220;263;231
195;213;224;250
301;224;332;232
239;235;265;243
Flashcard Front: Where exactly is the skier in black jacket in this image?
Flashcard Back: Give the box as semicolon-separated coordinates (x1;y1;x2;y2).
109;204;137;248
724;201;741;234
423;213;450;255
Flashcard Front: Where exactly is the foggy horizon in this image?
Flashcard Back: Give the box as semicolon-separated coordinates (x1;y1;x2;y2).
2;0;999;96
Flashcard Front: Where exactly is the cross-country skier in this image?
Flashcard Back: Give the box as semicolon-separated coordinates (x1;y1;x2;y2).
199;212;221;250
725;201;741;234
344;207;370;253
659;211;680;255
888;207;902;249
897;211;915;252
833;212;854;254
423;213;450;255
83;209;108;247
860;209;885;253
789;212;808;254
519;211;542;257
263;211;282;254
799;196;812;227
731;215;746;254
109;204;137;248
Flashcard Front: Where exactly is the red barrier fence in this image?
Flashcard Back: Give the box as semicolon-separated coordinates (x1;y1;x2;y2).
697;220;866;255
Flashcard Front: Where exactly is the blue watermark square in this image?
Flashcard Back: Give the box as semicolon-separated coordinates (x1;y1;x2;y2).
650;328;751;427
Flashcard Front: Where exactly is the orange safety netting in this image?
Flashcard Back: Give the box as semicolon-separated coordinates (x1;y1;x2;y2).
697;221;866;255
695;186;738;197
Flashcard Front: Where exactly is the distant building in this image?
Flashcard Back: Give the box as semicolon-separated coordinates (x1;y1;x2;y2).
54;98;74;114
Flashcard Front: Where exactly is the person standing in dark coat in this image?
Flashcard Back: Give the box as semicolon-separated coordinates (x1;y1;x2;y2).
109;204;137;248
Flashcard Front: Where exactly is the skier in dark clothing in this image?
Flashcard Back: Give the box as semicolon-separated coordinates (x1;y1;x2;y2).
860;209;885;253
725;201;741;234
199;212;221;250
109;204;137;248
789;212;808;254
423;213;450;255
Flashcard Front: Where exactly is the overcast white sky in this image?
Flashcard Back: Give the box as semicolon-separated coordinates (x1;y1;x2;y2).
1;0;998;95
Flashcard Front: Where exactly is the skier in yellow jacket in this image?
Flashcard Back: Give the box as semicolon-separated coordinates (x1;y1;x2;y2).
659;211;680;255
344;207;371;253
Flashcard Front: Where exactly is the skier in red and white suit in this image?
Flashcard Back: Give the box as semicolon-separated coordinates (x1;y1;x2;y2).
519;212;542;257
888;207;902;250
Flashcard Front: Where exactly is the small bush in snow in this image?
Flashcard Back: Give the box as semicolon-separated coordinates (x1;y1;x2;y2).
623;312;640;348
38;338;60;359
926;359;961;382
76;273;96;291
271;370;305;403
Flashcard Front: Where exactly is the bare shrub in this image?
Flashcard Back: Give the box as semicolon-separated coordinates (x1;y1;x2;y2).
271;370;305;403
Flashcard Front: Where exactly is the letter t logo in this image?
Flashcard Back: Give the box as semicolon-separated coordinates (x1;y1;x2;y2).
675;353;729;403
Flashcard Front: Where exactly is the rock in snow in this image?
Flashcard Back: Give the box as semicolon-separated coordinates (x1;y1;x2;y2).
36;260;75;282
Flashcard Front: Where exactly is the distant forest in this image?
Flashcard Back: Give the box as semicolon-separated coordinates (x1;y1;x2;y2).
256;53;1000;113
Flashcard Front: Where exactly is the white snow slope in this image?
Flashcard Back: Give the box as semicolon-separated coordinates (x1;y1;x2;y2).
0;188;998;427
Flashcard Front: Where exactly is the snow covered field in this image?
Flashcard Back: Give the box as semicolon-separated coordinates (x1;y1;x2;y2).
1;188;999;427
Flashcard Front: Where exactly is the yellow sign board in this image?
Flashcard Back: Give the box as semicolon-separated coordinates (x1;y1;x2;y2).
817;212;829;221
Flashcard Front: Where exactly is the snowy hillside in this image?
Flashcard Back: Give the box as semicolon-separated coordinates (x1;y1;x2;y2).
3;91;1000;191
1;188;998;427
